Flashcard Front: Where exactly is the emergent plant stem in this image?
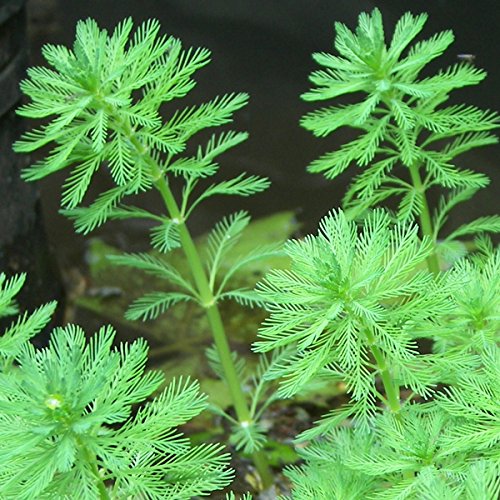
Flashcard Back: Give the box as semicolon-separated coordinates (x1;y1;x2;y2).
364;329;401;413
149;163;273;488
151;168;248;413
408;162;440;275
121;126;272;487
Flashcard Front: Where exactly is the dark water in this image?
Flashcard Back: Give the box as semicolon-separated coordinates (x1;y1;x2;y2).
26;0;499;268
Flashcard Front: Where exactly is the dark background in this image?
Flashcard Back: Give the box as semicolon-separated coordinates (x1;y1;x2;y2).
26;0;499;268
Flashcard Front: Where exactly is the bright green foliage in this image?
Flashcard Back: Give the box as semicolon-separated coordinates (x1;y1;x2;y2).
285;405;500;499
284;429;376;499
109;211;281;321
301;8;499;224
14;17;278;481
437;346;499;462
14;17;268;236
12;14;276;341
276;13;500;499
13;10;499;497
226;493;253;500
201;211;283;308
254;209;455;422
344;407;469;494
107;251;198;320
432;188;500;264
0;273;56;372
0;323;233;498
417;244;500;356
0;273;25;318
263;213;499;496
433;189;500;244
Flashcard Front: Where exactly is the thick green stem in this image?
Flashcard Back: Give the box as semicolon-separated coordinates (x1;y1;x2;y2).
150;165;273;488
365;329;400;413
408;163;440;275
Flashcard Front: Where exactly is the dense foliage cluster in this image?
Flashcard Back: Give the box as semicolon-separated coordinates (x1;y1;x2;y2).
0;275;236;498
270;9;499;498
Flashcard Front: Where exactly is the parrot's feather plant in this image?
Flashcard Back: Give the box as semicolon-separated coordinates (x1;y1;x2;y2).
249;9;499;498
14;17;277;484
0;274;234;499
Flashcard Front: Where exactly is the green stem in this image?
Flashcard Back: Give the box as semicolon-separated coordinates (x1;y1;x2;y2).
408;163;440;275
116;125;273;487
150;165;273;488
152;170;249;415
365;331;414;480
365;329;400;413
80;442;110;500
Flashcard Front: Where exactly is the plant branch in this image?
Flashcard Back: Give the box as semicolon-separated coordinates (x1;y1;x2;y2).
364;329;401;413
152;168;273;488
111;113;273;488
79;441;110;500
407;162;440;274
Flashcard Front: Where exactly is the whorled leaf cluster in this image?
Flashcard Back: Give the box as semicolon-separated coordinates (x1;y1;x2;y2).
255;209;456;421
14;17;269;237
285;403;499;499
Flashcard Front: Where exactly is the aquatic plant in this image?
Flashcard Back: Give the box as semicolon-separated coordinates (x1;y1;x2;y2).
12;8;500;498
14;17;276;484
300;8;499;272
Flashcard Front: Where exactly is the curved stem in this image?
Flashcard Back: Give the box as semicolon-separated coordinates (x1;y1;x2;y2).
152;171;249;415
407;163;440;275
150;164;273;488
